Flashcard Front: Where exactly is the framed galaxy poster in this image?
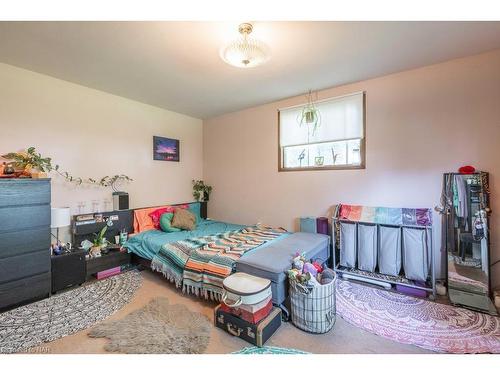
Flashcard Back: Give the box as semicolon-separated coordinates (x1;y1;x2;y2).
153;136;180;162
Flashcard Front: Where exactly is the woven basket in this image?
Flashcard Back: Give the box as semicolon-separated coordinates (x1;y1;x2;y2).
289;273;337;334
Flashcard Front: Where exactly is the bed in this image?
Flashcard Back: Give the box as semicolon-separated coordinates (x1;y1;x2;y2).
124;202;330;309
125;219;246;261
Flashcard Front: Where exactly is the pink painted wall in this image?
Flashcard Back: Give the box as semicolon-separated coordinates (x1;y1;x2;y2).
203;49;500;287
0;63;203;243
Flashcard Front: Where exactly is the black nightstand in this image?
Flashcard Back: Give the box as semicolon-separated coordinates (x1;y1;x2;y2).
51;249;87;293
86;248;131;279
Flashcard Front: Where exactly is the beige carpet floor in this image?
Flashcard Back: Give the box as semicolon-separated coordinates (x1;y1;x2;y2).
28;270;430;354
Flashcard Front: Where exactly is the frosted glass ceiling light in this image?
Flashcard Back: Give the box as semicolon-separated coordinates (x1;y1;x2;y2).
220;23;270;68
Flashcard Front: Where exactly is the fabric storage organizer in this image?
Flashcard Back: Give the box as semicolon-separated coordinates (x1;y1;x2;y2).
333;204;436;299
357;223;378;272
378;225;402;276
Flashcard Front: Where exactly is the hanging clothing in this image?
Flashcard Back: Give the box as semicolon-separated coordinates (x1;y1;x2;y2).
453;175;468;230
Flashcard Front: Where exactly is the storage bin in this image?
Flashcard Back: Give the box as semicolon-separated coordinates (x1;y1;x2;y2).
222;272;272;307
289;274;337;334
300;217;317;233
378;225;402;276
357;223;377;272
340;222;357;268
402;227;430;282
316;217;329;235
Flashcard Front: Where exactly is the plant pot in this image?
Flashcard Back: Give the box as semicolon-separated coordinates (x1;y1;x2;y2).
30;169;47;179
305;110;316;123
90;246;102;258
3;164;15;175
314;156;324;166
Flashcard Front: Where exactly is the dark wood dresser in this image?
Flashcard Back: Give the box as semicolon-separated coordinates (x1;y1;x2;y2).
0;178;51;310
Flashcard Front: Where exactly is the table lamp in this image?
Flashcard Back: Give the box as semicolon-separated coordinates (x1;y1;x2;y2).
51;207;71;244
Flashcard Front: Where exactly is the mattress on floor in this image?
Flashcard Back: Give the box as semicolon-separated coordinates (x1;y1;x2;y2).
235;232;330;304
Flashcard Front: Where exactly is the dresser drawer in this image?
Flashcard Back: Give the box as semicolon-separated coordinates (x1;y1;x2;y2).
0;180;50;207
0;272;50;310
0;228;50;259
0;204;50;234
0;249;50;284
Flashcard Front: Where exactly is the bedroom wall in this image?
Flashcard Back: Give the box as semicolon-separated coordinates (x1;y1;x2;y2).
203;48;500;287
0;63;203;240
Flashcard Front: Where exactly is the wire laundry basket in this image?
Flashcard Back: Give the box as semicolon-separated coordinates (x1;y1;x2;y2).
289;272;337;334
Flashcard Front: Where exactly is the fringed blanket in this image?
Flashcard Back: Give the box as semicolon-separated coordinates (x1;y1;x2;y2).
150;225;287;300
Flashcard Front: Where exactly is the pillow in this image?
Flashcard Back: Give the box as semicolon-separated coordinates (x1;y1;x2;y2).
171;208;196;231
133;204;190;233
149;206;174;229
159;213;181;232
133;207;159;233
188;202;203;223
148;204;190;229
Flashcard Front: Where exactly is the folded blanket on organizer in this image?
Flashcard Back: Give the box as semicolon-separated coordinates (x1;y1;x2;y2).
339;204;432;226
150;225;287;300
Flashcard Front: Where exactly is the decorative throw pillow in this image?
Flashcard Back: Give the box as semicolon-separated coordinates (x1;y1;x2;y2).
159;213;181;233
149;204;191;229
171;208;196;231
149;207;173;229
188;202;202;223
133;208;158;233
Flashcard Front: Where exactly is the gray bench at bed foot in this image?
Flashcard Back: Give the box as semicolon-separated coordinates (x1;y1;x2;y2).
235;232;330;315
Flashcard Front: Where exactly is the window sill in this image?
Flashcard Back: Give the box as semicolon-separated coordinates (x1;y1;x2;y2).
278;163;365;172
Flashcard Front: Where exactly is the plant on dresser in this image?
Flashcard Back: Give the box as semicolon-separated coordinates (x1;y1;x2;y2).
2;147;133;191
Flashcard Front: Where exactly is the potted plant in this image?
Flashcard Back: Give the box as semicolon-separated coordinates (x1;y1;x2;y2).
89;226;109;257
1;147;132;186
297;90;321;136
1;147;52;178
192;180;213;202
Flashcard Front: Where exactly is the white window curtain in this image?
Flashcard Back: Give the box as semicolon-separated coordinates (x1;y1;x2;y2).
279;92;364;147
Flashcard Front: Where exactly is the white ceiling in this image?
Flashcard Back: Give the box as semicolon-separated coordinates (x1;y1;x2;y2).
1;21;500;119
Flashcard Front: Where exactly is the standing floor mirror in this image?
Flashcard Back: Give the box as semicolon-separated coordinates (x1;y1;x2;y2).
441;172;497;315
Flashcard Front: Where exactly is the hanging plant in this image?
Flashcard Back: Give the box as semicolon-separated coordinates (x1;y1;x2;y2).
297;90;321;136
1;147;132;189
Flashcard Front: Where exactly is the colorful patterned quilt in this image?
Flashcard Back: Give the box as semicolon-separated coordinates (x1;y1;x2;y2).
150;225;287;300
338;204;432;226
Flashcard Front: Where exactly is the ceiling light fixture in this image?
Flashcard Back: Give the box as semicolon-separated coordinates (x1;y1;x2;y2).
220;23;270;68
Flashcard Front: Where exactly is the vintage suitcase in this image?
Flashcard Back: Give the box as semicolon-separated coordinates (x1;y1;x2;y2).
215;305;282;347
220;295;273;324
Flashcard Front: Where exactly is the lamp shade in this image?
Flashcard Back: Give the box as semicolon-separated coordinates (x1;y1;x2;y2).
51;207;71;228
220;23;270;68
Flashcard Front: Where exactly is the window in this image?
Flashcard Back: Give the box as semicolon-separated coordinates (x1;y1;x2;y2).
278;92;365;171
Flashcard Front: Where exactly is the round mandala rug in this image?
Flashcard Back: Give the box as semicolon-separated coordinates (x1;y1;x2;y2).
232;346;310;354
0;270;142;354
336;279;500;353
